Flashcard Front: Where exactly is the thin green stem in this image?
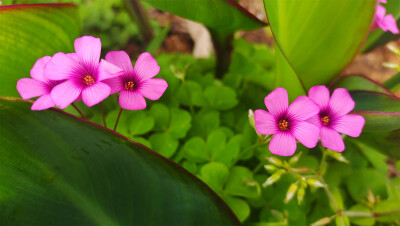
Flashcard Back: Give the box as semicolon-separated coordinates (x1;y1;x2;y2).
100;103;107;128
71;103;86;119
114;108;123;131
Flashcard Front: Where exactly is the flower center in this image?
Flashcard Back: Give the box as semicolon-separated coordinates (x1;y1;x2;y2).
278;119;290;131
124;81;135;91
320;115;330;126
83;75;95;86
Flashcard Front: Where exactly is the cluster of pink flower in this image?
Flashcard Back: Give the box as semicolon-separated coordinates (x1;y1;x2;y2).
254;86;365;156
17;36;168;111
373;0;399;34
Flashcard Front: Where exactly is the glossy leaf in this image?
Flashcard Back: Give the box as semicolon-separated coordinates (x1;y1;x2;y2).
141;0;266;32
0;98;239;225
0;4;80;97
264;0;377;88
331;75;393;95
351;91;400;132
383;72;400;92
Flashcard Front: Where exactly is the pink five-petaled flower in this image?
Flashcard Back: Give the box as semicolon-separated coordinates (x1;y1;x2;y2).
307;86;365;152
17;56;61;110
103;51;168;110
44;36;122;109
372;0;399;34
254;88;320;156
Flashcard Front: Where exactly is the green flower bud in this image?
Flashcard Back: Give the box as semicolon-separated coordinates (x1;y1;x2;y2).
263;169;285;187
289;152;302;165
306;178;324;188
264;164;277;172
266;156;283;167
284;182;298;203
297;187;306;205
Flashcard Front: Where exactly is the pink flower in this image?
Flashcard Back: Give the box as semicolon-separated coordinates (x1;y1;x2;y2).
44;36;122;109
17;56;60;110
254;88;320;156
307;86;365;152
372;0;399;34
103;51;168;110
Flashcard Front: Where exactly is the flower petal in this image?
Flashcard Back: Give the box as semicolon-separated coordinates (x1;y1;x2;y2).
30;56;51;82
254;109;278;135
138;78;168;100
320;127;345;152
17;78;47;99
81;82;111;107
382;14;400;34
31;94;55;110
97;59;123;82
288;96;319;121
329;88;355;117
134;52;160;82
308;85;330;109
74;36;101;67
51;80;82;109
264;87;288;117
44;52;81;81
269;132;297;156
105;51;134;73
103;77;123;94
119;90;146;110
332;114;365;137
292;121;320;148
307;115;323;128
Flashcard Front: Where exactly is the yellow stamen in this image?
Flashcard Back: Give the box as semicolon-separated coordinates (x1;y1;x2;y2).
278;119;289;131
124;81;135;91
321;116;330;126
83;75;95;86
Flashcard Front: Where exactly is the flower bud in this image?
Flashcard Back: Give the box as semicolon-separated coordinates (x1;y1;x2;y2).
248;109;256;129
387;44;400;56
288;152;302;165
266;156;283;167
327;150;349;164
264;164;277;172
263;169;285;187
311;217;331;226
297;187;306;205
284;182;298;203
306;178;324;188
382;62;400;70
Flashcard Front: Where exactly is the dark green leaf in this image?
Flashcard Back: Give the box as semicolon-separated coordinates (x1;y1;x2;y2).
331;75;392;95
0;4;80;97
141;0;266;32
0;98;239;225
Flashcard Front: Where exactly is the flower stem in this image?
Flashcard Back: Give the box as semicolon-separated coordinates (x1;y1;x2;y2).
114;108;123;131
100;103;107;128
71;103;86;119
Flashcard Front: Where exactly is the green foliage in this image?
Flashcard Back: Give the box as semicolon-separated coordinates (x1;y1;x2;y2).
0;98;239;225
0;3;80;97
141;0;265;33
264;0;377;89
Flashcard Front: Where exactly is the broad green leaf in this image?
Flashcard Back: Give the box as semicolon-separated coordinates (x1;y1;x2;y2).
169;108;191;139
383;72;400;92
0;4;80;97
199;162;229;194
358;129;400;159
351;91;400;132
363;0;400;52
331;75;392;95
182;160;197;174
329;188;344;212
225;166;260;199
275;45;305;101
141;0;265;32
0;98;239;225
183;136;209;163
264;0;377;88
375;200;400;222
149;132;179;158
346;169;387;201
204;85;238;110
128;110;155;135
149;103;170;131
106;109;129;135
335;215;350;226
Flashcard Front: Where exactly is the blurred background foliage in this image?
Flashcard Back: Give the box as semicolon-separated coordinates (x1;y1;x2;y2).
1;0;400;225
